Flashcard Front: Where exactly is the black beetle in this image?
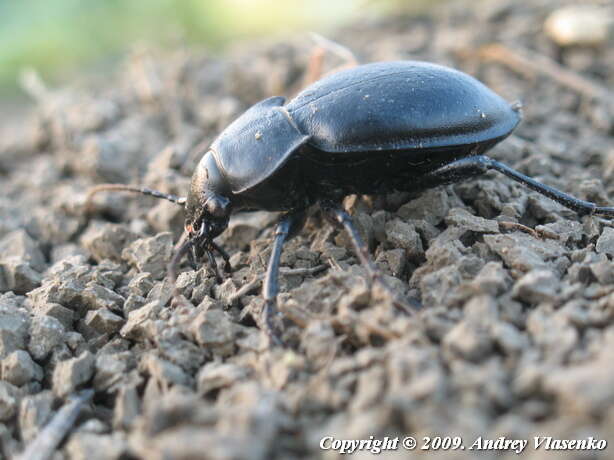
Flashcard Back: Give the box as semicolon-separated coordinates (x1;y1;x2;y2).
87;60;614;343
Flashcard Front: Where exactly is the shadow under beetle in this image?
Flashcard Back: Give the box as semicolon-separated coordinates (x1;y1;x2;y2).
87;61;614;344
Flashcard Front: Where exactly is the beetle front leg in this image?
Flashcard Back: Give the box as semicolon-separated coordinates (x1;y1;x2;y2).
187;245;199;270
262;211;305;346
322;203;417;315
205;248;222;283
210;241;232;273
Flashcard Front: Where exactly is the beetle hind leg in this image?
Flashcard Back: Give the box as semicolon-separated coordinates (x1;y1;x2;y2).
481;156;614;217
415;155;614;218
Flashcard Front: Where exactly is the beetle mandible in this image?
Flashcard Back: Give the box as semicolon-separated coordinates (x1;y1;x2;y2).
87;60;614;344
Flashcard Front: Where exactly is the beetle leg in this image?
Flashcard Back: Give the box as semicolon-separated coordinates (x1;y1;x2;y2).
420;155;614;218
187;245;198;270
396;155;494;194
211;241;232;273
262;212;304;346
483;157;614;217
304;33;359;85
322;203;417;315
205;246;223;283
305;45;327;86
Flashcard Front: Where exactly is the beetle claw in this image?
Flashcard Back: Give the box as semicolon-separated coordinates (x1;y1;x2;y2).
211;267;223;284
369;270;417;316
263;299;285;347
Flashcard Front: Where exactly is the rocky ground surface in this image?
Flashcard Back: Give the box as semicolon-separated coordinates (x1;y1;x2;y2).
1;0;613;459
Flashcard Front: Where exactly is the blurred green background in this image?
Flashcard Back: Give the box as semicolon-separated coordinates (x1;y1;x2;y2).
0;0;432;100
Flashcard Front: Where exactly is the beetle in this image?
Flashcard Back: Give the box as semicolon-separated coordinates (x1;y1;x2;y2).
87;60;614;344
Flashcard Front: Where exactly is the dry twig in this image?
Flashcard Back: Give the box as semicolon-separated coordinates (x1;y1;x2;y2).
478;43;613;102
18;390;94;460
498;221;539;238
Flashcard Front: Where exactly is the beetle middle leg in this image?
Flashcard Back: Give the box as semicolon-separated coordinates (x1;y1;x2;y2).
303;33;359;85
321;202;417;315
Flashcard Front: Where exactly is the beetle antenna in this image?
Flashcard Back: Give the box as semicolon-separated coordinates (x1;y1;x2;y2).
85;184;187;211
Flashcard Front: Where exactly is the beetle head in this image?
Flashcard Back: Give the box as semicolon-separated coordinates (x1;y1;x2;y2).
184;193;231;242
166;150;234;287
85;149;234;291
184;151;232;242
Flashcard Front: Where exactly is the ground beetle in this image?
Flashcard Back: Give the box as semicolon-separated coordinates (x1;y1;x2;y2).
87;60;614;344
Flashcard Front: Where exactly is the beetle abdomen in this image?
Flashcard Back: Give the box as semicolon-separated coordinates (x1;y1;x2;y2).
287;61;520;153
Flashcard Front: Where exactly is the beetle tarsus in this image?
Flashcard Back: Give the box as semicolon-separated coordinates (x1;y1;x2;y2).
211;241;232;273
588;205;614;218
187;246;199;270
263;299;284;347
423;155;614;218
205;247;223;283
